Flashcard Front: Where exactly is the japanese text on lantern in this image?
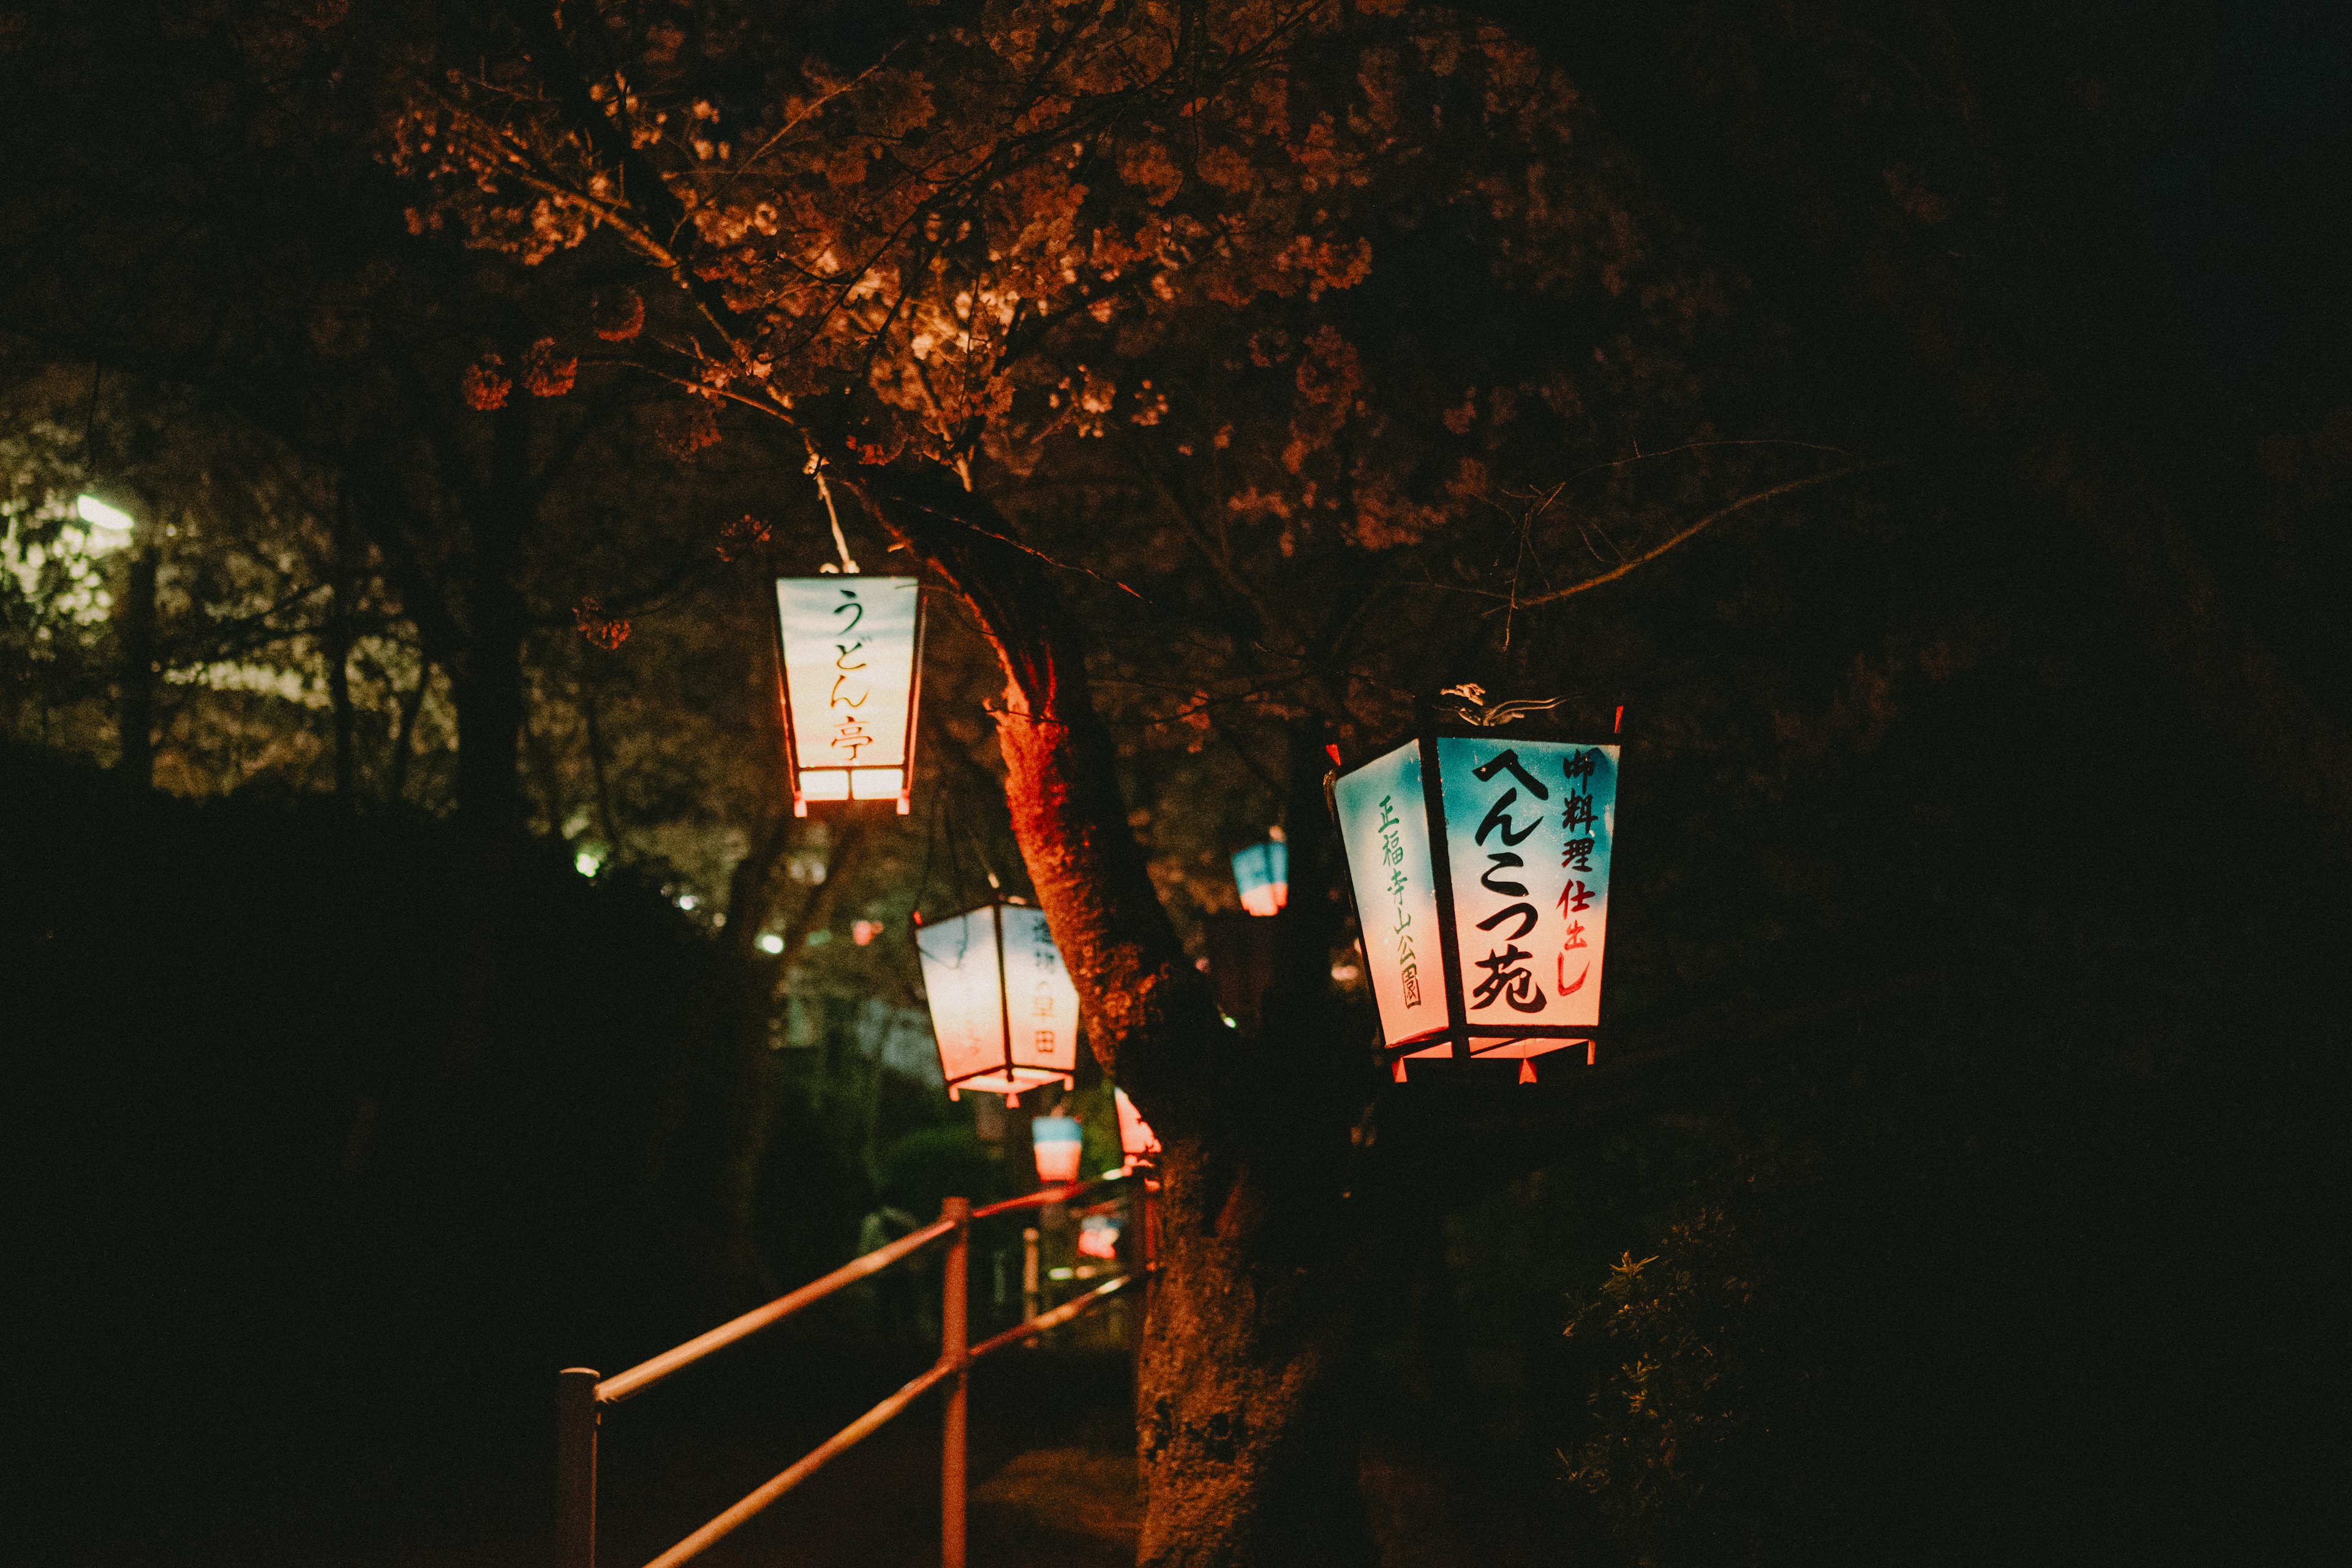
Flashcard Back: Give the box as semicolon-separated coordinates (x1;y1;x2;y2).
826;590;873;763
1378;794;1422;1008
1557;747;1597;998
1464;749;1550;1015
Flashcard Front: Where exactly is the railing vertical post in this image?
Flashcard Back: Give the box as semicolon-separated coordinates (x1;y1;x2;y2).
941;1197;970;1568
557;1368;600;1568
1021;1224;1041;1339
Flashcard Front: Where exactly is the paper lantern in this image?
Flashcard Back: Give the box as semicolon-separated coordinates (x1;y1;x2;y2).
1331;719;1621;1083
1114;1087;1161;1172
914;902;1081;1103
1031;1115;1084;1186
772;575;925;815
1230;837;1289;917
1076;1214;1121;1261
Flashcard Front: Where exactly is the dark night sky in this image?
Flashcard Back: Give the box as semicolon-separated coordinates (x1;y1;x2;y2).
2127;1;2352;394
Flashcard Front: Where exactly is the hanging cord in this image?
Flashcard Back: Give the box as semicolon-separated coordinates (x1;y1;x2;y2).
805;453;859;575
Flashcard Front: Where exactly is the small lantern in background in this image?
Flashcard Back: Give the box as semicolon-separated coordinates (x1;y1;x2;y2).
1114;1087;1161;1172
1330;693;1621;1084
1076;1213;1121;1261
1031;1115;1084;1186
1230;832;1289;917
914;901;1081;1103
773;575;925;815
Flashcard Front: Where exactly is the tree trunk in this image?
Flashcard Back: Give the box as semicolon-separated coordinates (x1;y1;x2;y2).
115;537;157;788
454;394;532;831
869;467;1376;1566
326;487;357;805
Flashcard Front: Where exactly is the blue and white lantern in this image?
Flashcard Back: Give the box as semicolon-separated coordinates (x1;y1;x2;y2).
1031;1115;1085;1185
1230;837;1289;917
1331;723;1621;1082
773;575;925;815
913;902;1082;1103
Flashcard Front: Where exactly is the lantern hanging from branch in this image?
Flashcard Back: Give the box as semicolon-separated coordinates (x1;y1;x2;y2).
1230;834;1289;916
913;901;1082;1104
772;575;925;815
1114;1087;1161;1172
1330;691;1621;1084
1031;1115;1084;1186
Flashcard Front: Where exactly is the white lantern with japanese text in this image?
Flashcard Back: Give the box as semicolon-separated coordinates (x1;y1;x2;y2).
913;901;1082;1102
1330;705;1621;1084
773;575;925;815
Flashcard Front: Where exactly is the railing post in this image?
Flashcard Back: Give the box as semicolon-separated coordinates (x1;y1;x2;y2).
557;1368;600;1568
941;1197;970;1568
1021;1224;1041;1340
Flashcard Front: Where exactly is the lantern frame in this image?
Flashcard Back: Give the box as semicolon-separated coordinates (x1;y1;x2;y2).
771;574;928;817
912;898;1082;1104
1329;707;1622;1082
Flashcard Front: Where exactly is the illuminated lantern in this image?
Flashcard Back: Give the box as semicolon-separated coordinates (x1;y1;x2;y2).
913;901;1081;1104
1031;1115;1084;1186
1076;1214;1121;1261
1330;697;1621;1084
1113;1087;1161;1172
1230;836;1289;917
772;575;925;815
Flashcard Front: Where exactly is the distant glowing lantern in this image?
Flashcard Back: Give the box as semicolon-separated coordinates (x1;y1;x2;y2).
1031;1115;1084;1186
913;901;1082;1104
1330;695;1621;1084
1230;835;1289;916
1114;1087;1161;1172
772;575;924;816
1076;1213;1121;1261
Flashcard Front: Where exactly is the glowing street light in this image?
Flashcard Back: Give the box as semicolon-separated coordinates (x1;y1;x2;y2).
772;575;924;815
1230;833;1289;916
1030;1115;1084;1185
1330;692;1622;1084
75;493;136;543
913;900;1081;1104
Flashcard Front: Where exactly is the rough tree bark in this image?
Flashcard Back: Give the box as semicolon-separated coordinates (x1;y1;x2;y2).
865;467;1378;1567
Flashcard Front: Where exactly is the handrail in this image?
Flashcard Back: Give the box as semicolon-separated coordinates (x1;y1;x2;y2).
596;1214;957;1404
641;1355;961;1568
965;1271;1129;1363
638;1272;1131;1568
969;1170;1131;1221
559;1182;1151;1568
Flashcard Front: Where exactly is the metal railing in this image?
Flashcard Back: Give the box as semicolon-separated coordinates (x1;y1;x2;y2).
556;1174;1138;1568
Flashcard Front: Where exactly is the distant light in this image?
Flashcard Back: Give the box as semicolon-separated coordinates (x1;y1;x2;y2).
1231;839;1289;916
851;919;880;946
677;894;699;911
1031;1115;1084;1185
757;933;785;955
75;494;135;535
1331;963;1361;984
574;850;603;877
